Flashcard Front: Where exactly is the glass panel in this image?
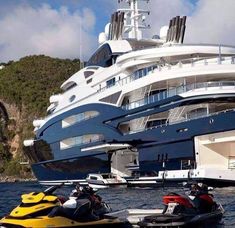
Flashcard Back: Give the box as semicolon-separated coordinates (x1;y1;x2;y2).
222;81;235;86
207;82;218;87
60;134;104;150
187;108;207;119
62;111;99;128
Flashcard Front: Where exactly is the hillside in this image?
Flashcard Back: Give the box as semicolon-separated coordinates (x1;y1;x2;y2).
0;55;81;178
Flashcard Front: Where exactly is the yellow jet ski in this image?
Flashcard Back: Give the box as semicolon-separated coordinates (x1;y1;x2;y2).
0;185;130;228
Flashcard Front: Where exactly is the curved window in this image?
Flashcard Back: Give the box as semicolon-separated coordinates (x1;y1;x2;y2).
62;111;99;128
60;134;104;150
62;81;77;91
86;44;120;68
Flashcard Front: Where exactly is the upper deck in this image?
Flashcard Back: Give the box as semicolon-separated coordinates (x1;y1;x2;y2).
31;0;235;131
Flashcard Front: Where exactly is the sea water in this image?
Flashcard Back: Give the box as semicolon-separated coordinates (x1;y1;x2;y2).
0;182;234;227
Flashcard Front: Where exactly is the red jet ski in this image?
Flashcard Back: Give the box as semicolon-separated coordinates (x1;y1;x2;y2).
138;184;224;227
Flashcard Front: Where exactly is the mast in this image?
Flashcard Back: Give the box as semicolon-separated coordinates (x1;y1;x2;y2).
117;0;150;40
99;0;150;44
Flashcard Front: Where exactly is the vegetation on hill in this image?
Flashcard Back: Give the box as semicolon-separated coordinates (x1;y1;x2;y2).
0;55;81;178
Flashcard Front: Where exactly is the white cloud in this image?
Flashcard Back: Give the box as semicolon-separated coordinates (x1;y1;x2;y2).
148;0;235;46
146;0;194;38
186;0;235;45
0;3;97;62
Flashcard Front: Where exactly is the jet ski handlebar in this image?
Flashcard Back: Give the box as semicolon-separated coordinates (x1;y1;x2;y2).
183;182;213;192
43;183;64;195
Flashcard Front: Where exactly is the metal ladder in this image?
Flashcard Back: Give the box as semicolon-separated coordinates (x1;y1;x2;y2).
167;106;186;123
136;85;152;129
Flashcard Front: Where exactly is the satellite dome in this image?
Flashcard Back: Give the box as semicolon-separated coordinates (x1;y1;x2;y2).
98;32;107;44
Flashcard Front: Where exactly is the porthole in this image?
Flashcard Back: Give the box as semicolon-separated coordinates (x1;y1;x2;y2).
69;95;76;102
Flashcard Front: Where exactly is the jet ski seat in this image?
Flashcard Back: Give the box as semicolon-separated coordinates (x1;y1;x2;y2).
48;198;99;222
163;193;194;208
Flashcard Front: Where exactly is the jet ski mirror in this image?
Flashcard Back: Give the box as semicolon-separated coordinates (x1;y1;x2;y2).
208;186;214;191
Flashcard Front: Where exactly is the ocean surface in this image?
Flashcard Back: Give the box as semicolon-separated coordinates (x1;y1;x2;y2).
0;182;235;227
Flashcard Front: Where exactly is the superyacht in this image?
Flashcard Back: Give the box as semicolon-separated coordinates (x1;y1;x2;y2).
24;0;235;186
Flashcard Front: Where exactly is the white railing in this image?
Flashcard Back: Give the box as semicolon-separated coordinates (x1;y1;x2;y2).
97;55;235;94
126;108;235;135
98;65;157;92
122;81;235;110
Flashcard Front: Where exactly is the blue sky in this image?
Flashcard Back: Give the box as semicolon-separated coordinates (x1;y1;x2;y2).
0;0;235;62
0;0;116;40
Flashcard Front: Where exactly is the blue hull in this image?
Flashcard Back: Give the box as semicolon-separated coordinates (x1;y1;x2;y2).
24;95;235;184
32;153;110;181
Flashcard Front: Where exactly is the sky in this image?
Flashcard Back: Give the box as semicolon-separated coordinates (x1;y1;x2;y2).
0;0;235;63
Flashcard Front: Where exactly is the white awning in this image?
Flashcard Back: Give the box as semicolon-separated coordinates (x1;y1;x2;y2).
81;143;131;152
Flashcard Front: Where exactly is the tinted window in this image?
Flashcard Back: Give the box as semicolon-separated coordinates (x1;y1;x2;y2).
90;176;98;180
87;44;113;68
106;77;115;87
84;71;94;78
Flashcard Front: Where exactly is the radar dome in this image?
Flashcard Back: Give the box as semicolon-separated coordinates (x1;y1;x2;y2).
98;32;107;44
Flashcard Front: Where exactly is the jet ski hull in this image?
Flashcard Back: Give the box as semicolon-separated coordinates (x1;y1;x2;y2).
0;184;132;228
138;206;223;227
0;216;130;228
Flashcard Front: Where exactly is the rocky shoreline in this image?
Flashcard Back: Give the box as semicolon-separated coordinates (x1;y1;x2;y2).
0;176;37;183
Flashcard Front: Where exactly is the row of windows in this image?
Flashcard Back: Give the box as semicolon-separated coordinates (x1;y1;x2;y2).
60;134;104;150
132;66;157;80
62;111;99;128
101;65;157;92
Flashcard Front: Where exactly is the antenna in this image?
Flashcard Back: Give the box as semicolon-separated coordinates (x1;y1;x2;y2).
99;0;150;43
79;17;84;69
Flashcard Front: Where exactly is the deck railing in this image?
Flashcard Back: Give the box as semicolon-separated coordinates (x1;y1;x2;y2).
98;65;157;92
126;108;235;135
122;81;235;110
97;55;235;93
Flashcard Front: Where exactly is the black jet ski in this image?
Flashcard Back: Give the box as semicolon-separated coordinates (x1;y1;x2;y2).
138;184;224;227
0;185;130;228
